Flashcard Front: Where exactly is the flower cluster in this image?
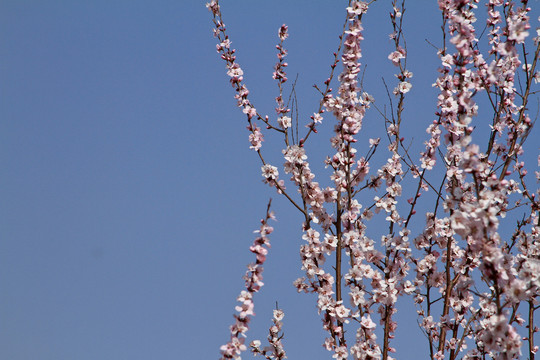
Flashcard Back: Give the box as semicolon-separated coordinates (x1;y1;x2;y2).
250;309;287;360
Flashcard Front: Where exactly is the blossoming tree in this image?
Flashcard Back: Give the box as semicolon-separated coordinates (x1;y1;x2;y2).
206;1;540;359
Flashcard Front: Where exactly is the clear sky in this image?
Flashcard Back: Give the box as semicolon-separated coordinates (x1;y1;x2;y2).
1;1;539;359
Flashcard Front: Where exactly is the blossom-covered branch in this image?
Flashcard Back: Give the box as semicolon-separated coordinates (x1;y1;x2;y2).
219;200;276;360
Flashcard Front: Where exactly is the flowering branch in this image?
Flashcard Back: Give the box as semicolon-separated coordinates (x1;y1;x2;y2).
219;200;276;360
250;307;287;360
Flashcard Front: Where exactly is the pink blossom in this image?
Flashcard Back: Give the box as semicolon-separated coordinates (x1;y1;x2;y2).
388;48;405;66
346;1;368;16
332;345;348;360
334;303;351;321
360;315;376;329
395;81;412;94
277;115;292;129
261;164;278;180
278;24;288;41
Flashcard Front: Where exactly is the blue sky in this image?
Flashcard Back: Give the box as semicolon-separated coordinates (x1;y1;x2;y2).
1;1;539;359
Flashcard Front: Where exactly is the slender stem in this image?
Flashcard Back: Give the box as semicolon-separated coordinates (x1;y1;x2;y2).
499;41;540;180
530;300;536;360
